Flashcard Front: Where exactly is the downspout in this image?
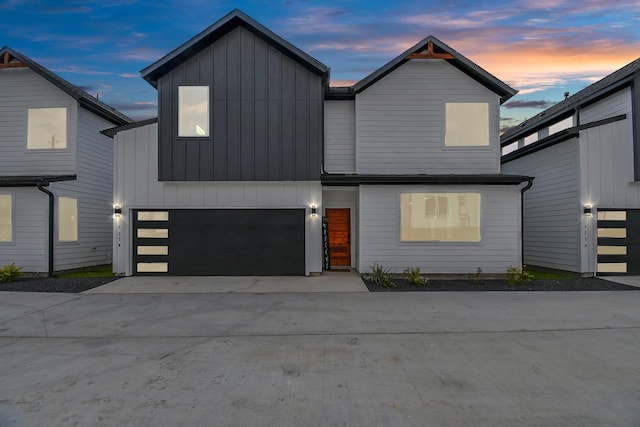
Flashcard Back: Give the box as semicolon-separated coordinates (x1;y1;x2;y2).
36;181;55;276
520;178;534;268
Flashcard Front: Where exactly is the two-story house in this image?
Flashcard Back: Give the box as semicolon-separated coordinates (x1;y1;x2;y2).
0;47;131;275
502;58;640;276
105;9;530;277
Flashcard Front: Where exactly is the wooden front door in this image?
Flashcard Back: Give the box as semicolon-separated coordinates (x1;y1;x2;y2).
326;208;351;268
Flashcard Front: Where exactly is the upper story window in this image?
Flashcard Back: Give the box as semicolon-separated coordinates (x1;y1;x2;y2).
400;193;481;242
27;107;67;149
445;103;489;147
0;195;12;242
58;197;78;242
178;86;209;137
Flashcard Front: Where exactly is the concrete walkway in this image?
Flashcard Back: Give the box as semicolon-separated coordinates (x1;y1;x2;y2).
1;290;639;426
601;275;640;288
84;270;368;294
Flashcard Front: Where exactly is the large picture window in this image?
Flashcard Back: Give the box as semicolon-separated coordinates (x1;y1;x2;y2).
178;86;209;137
400;193;481;242
27;107;67;149
0;195;11;242
445;103;489;147
58;197;78;242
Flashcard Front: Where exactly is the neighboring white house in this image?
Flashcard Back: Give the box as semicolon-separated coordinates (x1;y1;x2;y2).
501;57;640;275
105;9;531;277
0;47;131;274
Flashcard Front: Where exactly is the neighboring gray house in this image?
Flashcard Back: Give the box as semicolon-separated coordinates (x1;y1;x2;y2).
501;58;640;275
105;9;530;276
0;47;131;274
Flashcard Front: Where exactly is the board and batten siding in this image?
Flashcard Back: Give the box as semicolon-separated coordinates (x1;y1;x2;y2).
113;123;322;276
503;140;581;271
157;25;323;182
358;185;521;274
580;87;632;124
51;108;116;271
355;59;501;175
0;188;48;272
324;100;355;173
0;67;77;176
580;118;639;207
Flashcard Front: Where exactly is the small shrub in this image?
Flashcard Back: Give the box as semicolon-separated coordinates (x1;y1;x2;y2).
467;267;483;284
505;265;533;286
366;263;396;289
403;267;428;286
0;263;24;283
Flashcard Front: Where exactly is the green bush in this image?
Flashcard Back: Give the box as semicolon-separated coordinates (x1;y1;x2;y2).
403;267;428;286
366;263;396;289
0;263;24;283
505;265;533;286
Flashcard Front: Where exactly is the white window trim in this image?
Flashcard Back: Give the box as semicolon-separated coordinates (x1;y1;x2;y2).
442;101;492;150
0;193;14;244
178;86;210;137
26;106;70;151
397;190;484;244
57;196;79;243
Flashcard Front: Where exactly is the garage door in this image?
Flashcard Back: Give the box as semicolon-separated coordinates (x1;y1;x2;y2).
133;209;305;275
597;209;640;275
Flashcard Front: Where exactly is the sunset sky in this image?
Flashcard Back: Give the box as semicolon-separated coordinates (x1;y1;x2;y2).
2;0;639;131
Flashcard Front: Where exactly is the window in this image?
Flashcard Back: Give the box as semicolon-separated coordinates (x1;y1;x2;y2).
27;107;67;149
0;195;11;242
400;193;481;242
445;103;489;147
58;197;78;242
178;86;209;137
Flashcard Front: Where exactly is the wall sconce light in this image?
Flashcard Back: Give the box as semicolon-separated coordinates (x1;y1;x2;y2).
310;205;318;217
583;204;592;215
114;205;122;216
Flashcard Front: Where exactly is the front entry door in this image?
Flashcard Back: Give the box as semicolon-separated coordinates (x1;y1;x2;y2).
326;208;351;268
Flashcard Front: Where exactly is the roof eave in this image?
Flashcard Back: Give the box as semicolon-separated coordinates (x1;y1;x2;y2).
352;36;516;101
141;9;329;88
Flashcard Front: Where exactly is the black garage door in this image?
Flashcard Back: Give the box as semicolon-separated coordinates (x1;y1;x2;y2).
133;209;305;276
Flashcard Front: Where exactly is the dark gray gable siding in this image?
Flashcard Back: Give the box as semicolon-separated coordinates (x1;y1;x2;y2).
157;26;323;181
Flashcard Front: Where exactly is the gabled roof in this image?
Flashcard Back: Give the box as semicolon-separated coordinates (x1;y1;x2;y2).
0;47;131;126
501;57;640;145
348;35;517;104
141;9;329;88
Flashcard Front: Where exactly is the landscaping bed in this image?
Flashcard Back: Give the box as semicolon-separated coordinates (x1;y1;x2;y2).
0;276;118;293
362;276;640;292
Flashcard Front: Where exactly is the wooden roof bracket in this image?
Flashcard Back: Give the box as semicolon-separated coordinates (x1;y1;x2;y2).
406;41;455;60
0;52;27;69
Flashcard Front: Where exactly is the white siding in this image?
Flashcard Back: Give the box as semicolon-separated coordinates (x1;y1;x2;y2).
580;88;632;124
503;140;581;272
355;59;501;175
0;188;48;272
358;185;521;274
0;67;77;175
113;123;322;276
324;100;355;173
52;108;116;271
580;118;639;207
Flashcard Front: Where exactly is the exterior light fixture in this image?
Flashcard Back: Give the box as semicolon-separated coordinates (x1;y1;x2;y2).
310;205;317;216
583;204;592;215
114;205;122;215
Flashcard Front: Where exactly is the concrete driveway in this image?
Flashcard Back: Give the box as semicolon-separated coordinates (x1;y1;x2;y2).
1;290;639;426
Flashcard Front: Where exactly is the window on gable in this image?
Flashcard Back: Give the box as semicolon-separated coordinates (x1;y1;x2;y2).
0;195;12;242
400;193;481;242
58;197;78;242
27;107;67;149
445;103;489;147
178;86;209;137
